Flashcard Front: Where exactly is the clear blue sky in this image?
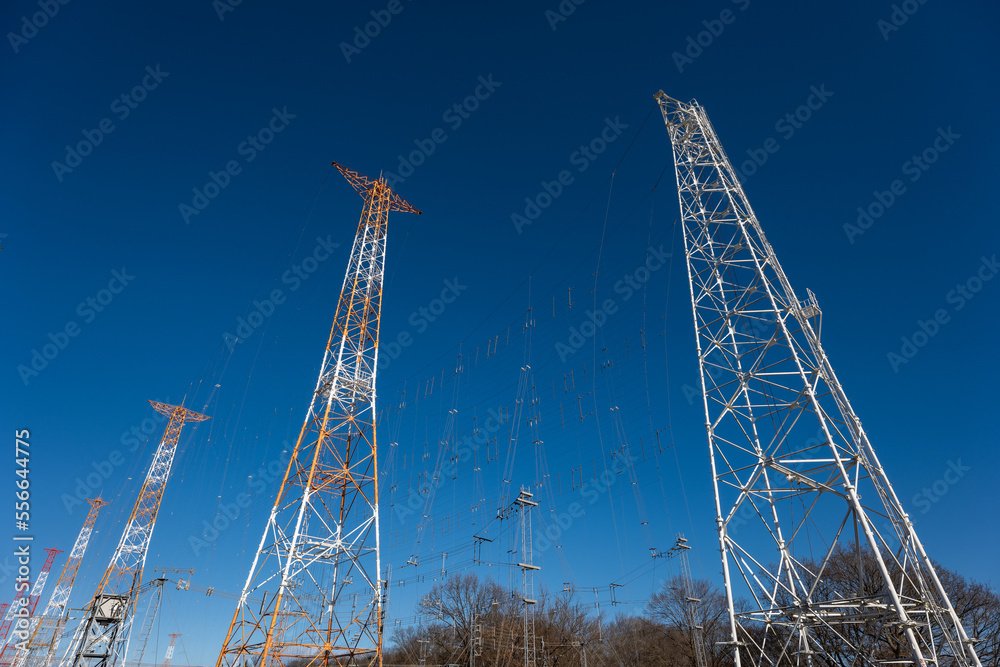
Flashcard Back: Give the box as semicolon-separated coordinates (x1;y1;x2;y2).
3;1;999;664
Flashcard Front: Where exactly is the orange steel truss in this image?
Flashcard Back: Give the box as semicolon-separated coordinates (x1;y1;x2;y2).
22;498;108;667
216;162;419;667
69;403;208;667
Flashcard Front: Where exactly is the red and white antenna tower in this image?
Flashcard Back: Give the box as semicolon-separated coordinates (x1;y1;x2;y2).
1;548;63;666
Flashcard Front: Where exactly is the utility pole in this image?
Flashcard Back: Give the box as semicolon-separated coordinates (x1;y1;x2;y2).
667;536;707;667
68;402;209;667
216;162;420;667
22;499;107;667
656;90;982;667
417;639;428;667
516;489;538;667
470;613;481;667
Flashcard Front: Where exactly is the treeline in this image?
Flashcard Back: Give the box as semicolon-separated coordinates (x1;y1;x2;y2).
384;551;1000;667
383;571;731;667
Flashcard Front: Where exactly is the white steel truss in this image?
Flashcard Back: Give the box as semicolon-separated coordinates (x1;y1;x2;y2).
23;499;107;667
216;162;420;667
68;403;208;667
656;91;981;667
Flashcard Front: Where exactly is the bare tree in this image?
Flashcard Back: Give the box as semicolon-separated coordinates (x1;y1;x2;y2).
599;615;675;667
382;564;998;667
535;589;599;667
732;545;999;667
647;575;729;666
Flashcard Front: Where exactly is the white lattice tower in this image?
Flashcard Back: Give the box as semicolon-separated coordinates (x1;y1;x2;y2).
22;499;108;667
655;91;981;667
68;403;209;667
215;162;420;667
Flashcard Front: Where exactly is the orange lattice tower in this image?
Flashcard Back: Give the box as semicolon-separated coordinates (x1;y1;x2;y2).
216;162;420;667
68;403;209;667
21;498;107;667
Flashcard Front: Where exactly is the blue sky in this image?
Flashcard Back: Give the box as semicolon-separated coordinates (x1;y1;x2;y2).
3;1;999;664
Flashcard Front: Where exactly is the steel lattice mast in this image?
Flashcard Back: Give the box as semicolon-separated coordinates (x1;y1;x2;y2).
516;489;538;667
216;161;420;667
125;568;193;667
0;604;19;652
668;536;708;667
161;635;179;667
3;549;63;665
655;91;981;667
68;402;209;667
22;499;108;667
125;578;165;667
